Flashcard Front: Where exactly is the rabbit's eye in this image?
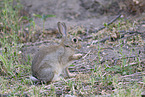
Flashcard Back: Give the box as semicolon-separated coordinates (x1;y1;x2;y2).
72;38;77;43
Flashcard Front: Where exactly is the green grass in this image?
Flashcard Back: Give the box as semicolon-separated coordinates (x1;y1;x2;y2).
0;0;21;76
0;0;144;96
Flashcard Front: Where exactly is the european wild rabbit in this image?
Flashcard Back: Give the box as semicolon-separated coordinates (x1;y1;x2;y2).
30;22;82;84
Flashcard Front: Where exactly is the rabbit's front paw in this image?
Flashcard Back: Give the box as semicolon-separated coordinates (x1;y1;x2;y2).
72;53;83;60
68;73;76;77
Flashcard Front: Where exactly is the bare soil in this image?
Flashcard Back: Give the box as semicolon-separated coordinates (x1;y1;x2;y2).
20;0;121;28
18;0;145;96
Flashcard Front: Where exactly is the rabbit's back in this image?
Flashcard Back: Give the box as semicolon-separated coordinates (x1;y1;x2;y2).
32;45;64;72
31;45;65;82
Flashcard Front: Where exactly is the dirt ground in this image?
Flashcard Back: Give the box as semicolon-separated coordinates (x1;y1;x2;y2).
18;0;145;96
20;0;122;28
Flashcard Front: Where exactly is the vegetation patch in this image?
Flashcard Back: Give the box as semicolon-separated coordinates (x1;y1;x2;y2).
0;0;145;96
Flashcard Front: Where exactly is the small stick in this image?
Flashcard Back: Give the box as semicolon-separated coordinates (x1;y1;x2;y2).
92;30;143;44
91;14;122;33
82;50;91;59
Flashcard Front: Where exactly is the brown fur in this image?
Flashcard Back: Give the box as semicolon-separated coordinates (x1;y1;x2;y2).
30;22;82;83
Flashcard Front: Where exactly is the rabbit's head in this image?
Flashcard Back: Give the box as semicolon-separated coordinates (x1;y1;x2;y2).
57;22;81;50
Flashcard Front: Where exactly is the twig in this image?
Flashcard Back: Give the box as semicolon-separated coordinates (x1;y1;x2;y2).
100;55;137;64
82;50;91;59
120;72;145;78
124;59;145;67
91;14;121;33
119;30;143;34
92;30;143;44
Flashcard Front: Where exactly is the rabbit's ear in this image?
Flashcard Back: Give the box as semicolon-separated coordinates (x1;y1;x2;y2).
57;22;67;37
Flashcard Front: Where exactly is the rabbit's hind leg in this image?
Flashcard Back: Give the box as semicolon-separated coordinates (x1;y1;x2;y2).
52;70;63;82
38;64;55;83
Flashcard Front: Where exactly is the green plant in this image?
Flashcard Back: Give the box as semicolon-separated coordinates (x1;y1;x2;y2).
112;75;143;97
0;0;23;76
33;14;56;33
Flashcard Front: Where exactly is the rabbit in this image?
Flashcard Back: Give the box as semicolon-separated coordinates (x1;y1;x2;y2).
30;22;83;84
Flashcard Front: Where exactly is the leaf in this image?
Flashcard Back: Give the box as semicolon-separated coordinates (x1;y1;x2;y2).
104;23;108;27
45;14;56;17
105;67;116;72
14;64;29;69
69;64;75;67
22;16;29;20
33;14;42;18
8;71;14;76
0;55;7;68
42;14;56;21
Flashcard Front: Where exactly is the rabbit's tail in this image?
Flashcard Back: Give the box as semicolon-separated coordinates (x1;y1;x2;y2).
30;75;39;82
